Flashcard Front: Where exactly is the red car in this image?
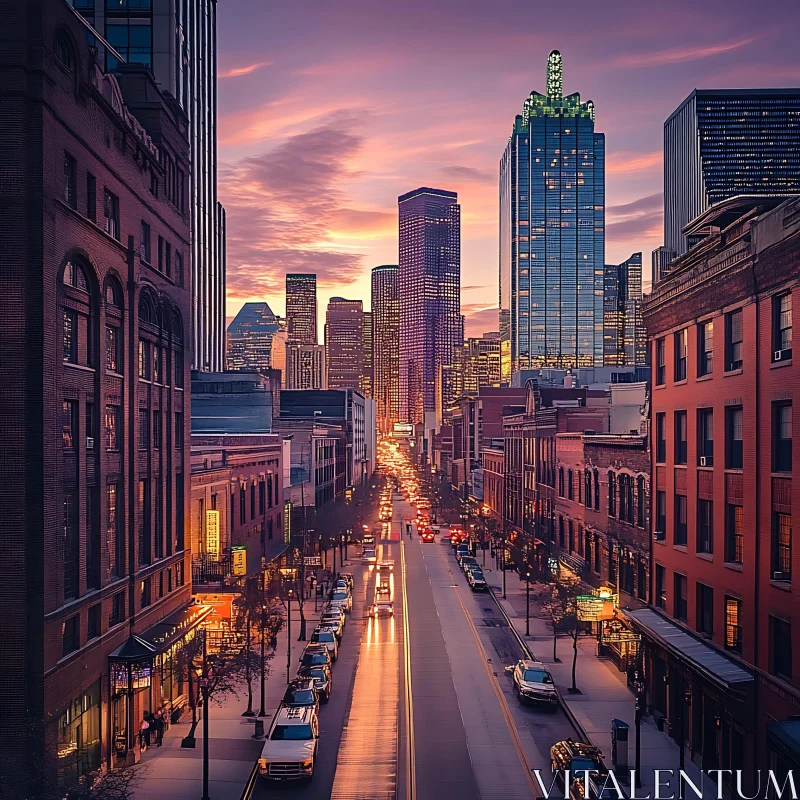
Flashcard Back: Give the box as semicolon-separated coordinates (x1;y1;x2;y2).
421;528;436;543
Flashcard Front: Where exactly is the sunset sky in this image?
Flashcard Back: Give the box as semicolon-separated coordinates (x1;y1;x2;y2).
216;0;800;338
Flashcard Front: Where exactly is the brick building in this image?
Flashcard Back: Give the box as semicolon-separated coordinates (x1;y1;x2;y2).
639;196;800;780
0;1;195;788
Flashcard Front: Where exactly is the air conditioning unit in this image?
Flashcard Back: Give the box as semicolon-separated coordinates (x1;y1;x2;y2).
775;350;784;362
773;571;789;582
654;531;665;541
86;436;94;450
699;456;707;467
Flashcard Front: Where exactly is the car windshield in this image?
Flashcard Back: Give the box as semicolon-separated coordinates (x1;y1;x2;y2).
302;653;327;665
471;573;485;581
332;592;348;600
271;724;313;741
288;689;316;704
462;557;477;564
571;757;599;772
523;668;552;683
313;632;334;643
309;669;327;682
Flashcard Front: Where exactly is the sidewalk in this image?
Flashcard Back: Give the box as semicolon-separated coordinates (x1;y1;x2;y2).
132;600;322;800
486;565;714;798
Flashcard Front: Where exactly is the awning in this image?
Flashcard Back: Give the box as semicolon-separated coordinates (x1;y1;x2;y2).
627;608;752;689
138;603;212;653
768;721;800;766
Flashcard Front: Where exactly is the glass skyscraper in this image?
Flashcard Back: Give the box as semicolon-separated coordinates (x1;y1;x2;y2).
225;302;281;372
371;265;400;430
603;253;646;367
325;297;364;391
286;273;318;344
398;188;461;424
500;50;605;380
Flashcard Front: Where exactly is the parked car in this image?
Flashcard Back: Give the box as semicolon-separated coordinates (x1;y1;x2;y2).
258;705;319;782
550;739;608;784
329;590;352;613
281;679;320;713
310;627;339;661
467;569;488;592
370;599;394;617
455;543;471;561
319;615;343;641
333;580;351;595
321;607;346;631
459;555;479;573
361;548;377;564
297;665;331;703
339;572;355;590
508;659;558;706
299;645;331;670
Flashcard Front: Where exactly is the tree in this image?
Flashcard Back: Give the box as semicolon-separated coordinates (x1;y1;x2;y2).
538;572;581;679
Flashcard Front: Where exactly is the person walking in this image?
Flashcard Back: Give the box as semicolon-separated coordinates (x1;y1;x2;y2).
139;715;151;750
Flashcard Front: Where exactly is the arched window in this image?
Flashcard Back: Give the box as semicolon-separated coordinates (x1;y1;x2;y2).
64;260;89;292
593;469;600;510
62;257;95;368
558;467;564;497
608;471;616;517
172;310;183;343
637;476;646;528
55;32;74;70
105;276;122;307
567;469;574;500
138;293;154;324
584;470;592;509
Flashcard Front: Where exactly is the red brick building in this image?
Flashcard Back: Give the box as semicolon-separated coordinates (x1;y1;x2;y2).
0;2;195;788
639;196;800;778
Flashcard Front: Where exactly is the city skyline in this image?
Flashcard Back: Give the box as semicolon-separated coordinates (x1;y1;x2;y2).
216;0;800;338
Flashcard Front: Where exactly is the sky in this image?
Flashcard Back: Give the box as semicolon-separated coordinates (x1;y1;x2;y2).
217;0;800;338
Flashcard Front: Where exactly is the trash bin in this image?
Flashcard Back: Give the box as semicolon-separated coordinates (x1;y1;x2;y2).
611;718;629;768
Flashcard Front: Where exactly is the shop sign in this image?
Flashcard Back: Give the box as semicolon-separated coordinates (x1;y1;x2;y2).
303;555;322;566
601;619;641;643
576;595;615;621
284;500;292;544
205;510;220;558
232;545;247;576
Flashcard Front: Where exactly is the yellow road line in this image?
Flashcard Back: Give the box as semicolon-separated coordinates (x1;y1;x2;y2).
401;537;416;800
454;585;540;797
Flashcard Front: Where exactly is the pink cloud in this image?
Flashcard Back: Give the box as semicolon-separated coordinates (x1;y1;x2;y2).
614;36;759;68
606;151;661;175
220;61;272;78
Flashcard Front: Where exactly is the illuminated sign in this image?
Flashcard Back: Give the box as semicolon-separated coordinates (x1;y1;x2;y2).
284;500;292;544
205;510;220;558
231;545;247;576
393;423;413;438
576;595;615;622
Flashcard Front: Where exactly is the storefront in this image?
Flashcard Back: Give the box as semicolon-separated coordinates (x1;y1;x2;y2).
56;680;102;787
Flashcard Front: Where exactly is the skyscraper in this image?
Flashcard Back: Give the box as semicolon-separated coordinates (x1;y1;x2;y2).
325;298;364;391
663;88;800;259
286;344;327;390
225;302;281;372
499;50;605;379
603;253;646;367
398;188;461;423
361;311;374;398
75;0;227;371
371;264;400;429
286;274;318;344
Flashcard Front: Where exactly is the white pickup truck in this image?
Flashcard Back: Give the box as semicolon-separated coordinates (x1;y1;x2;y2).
258;705;319;782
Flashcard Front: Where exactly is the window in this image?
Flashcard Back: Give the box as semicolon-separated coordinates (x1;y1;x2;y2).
771;616;792;680
725;309;743;371
62;615;79;657
697;499;713;554
608;471;616;516
696;583;714;636
175;412;183;449
105;404;120;450
698;320;713;376
250;484;256;520
140;577;152;609
773;402;792;472
103;189;119;240
567;469;574;500
637;560;647;601
55;32;74;69
698;408;714;466
594;538;601;573
63;309;78;363
64;491;79;600
608;545;616;583
653;490;667;540
138;479;150;566
773;292;792;360
674;494;687;546
62;400;77;450
152;344;160;383
619;474;634;524
175;250;183;286
138;339;150;379
64;152;77;208
594;469;600;511
105;278;121;307
140;220;151;262
656;413;666;463
558;467;564;497
240;484;246;525
174;350;184;387
86;172;96;221
673;573;687;621
725;406;743;469
106;325;120;373
138;409;148;449
86;486;100;590
637;476;646;528
152;410;160;449
109;591;125;627
656;564;666;609
674;411;687;465
86;402;95;450
725;504;743;564
88;604;101;640
725;597;742;653
674;329;687;382
259;480;265;515
656;338;666;385
773;512;792;581
558;516;565;548
107;483;122;578
584;471;591;509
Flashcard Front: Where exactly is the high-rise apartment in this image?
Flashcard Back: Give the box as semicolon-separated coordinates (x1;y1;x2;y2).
74;0;227;371
603;253;646;367
325;298;364;391
499;50;605;379
398;188;461;423
361;311;373;398
225;302;281;372
286;273;318;344
663;88;800;260
371;265;400;429
286;344;327;390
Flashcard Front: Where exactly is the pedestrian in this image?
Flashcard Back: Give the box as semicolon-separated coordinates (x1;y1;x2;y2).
139;715;150;750
154;709;165;747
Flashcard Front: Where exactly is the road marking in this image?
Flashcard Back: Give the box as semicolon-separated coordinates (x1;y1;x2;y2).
454;584;540;798
400;536;416;800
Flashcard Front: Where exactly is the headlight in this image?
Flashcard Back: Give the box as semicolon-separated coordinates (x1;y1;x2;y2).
302;760;314;768
259;759;268;768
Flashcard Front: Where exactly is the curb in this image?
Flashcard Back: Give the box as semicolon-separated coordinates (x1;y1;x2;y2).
486;583;593;747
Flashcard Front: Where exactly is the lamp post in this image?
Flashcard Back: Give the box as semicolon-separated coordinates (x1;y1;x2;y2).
258;572;267;718
525;556;531;637
502;522;507;599
201;628;210;800
285;581;293;684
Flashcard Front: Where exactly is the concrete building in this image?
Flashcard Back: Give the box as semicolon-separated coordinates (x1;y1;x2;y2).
286;273;317;345
325;297;364;391
286;342;327;390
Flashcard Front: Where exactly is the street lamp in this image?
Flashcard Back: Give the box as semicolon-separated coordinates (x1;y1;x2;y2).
633;667;644;787
200;628;210;800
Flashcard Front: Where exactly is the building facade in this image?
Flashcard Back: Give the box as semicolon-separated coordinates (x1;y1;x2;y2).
286;343;326;390
663;89;800;260
371;264;400;430
603;252;646;367
640;196;800;781
361;310;373;398
286;273;317;345
500;50;605;380
0;3;194;786
225;301;281;372
398;187;461;423
325;297;364;391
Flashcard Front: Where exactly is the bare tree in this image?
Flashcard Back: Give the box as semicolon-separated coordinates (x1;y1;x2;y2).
538;573;581;673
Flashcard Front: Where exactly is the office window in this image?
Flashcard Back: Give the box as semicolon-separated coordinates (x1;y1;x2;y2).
698;408;714;466
656;413;666;463
696;582;713;636
152;410;160;449
773;402;792;472
674;329;687;382
140;220;151;262
773;292;792;360
250;483;256;520
698;320;713;376
725;597;742;653
62;400;77;450
608;471;616;516
773;512;792;581
725;309;743;371
86;172;96;221
674;494;687;546
674;411;687;465
656;338;666;385
109;591;125;627
106;325;120;373
637;560;647;601
62;615;79;657
655;564;666;609
726;406;743;469
64;152;77;208
725;504;744;564
673;573;687;620
771;616;792;680
63;309;78;363
608;545;616;583
138;409;148;449
105;404;120;451
697;499;713;554
175;250;183;286
594;538;601;573
103;188;119;240
558;516;565;548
